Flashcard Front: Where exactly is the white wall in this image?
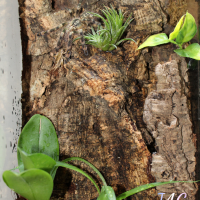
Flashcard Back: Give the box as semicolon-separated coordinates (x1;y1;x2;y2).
0;0;22;199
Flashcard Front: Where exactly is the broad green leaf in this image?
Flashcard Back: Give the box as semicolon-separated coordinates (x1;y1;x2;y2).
174;43;200;60
97;186;116;200
18;148;56;173
3;169;53;200
116;180;199;200
17;114;59;179
138;33;169;49
176;12;197;44
56;161;101;194
169;14;185;40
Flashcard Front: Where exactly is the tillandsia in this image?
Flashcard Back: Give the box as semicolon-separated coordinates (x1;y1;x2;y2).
2;114;199;200
138;11;200;60
84;5;135;51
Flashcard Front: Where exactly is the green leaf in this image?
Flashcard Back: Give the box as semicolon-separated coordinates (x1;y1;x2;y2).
18;148;56;173
174;43;200;60
118;14;133;40
116;38;136;46
199;26;200;40
90;12;110;31
176;12;197;44
97;190;108;200
97;186;116;200
116;180;199;200
17;114;59;179
3;169;53;200
138;33;169;49
169;14;185;40
56;161;101;194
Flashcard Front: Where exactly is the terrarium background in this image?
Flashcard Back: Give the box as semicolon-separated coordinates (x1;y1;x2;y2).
2;0;199;200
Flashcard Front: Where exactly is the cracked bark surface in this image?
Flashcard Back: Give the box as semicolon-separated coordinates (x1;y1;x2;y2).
143;55;197;200
18;0;198;199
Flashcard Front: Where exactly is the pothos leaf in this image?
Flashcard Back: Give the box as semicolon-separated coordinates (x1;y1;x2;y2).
174;43;200;60
169;14;185;40
137;33;169;49
176;11;197;44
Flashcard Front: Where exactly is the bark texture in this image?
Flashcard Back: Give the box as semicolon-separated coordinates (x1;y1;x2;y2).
144;55;197;199
18;0;198;199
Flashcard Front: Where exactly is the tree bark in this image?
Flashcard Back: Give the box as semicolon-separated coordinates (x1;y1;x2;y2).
19;0;198;199
144;52;197;200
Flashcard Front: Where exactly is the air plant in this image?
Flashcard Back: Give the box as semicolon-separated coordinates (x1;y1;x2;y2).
84;6;135;51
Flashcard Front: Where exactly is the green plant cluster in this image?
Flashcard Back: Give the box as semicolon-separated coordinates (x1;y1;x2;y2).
2;114;199;200
84;6;135;51
138;11;200;60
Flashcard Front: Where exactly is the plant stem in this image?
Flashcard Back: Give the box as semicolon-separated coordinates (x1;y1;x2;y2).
62;157;108;187
169;40;182;49
56;161;101;194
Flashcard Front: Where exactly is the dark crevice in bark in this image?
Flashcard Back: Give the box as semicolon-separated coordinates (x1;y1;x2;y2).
18;15;32;128
51;0;56;10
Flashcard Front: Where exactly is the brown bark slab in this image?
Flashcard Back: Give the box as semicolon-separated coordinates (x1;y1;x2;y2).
144;55;197;200
19;0;198;199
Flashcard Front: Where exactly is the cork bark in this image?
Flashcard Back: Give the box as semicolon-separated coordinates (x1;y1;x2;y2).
144;55;197;200
18;0;198;199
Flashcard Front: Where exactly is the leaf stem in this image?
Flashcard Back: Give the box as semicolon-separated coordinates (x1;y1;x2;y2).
62;157;107;187
169;40;182;49
56;161;101;194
